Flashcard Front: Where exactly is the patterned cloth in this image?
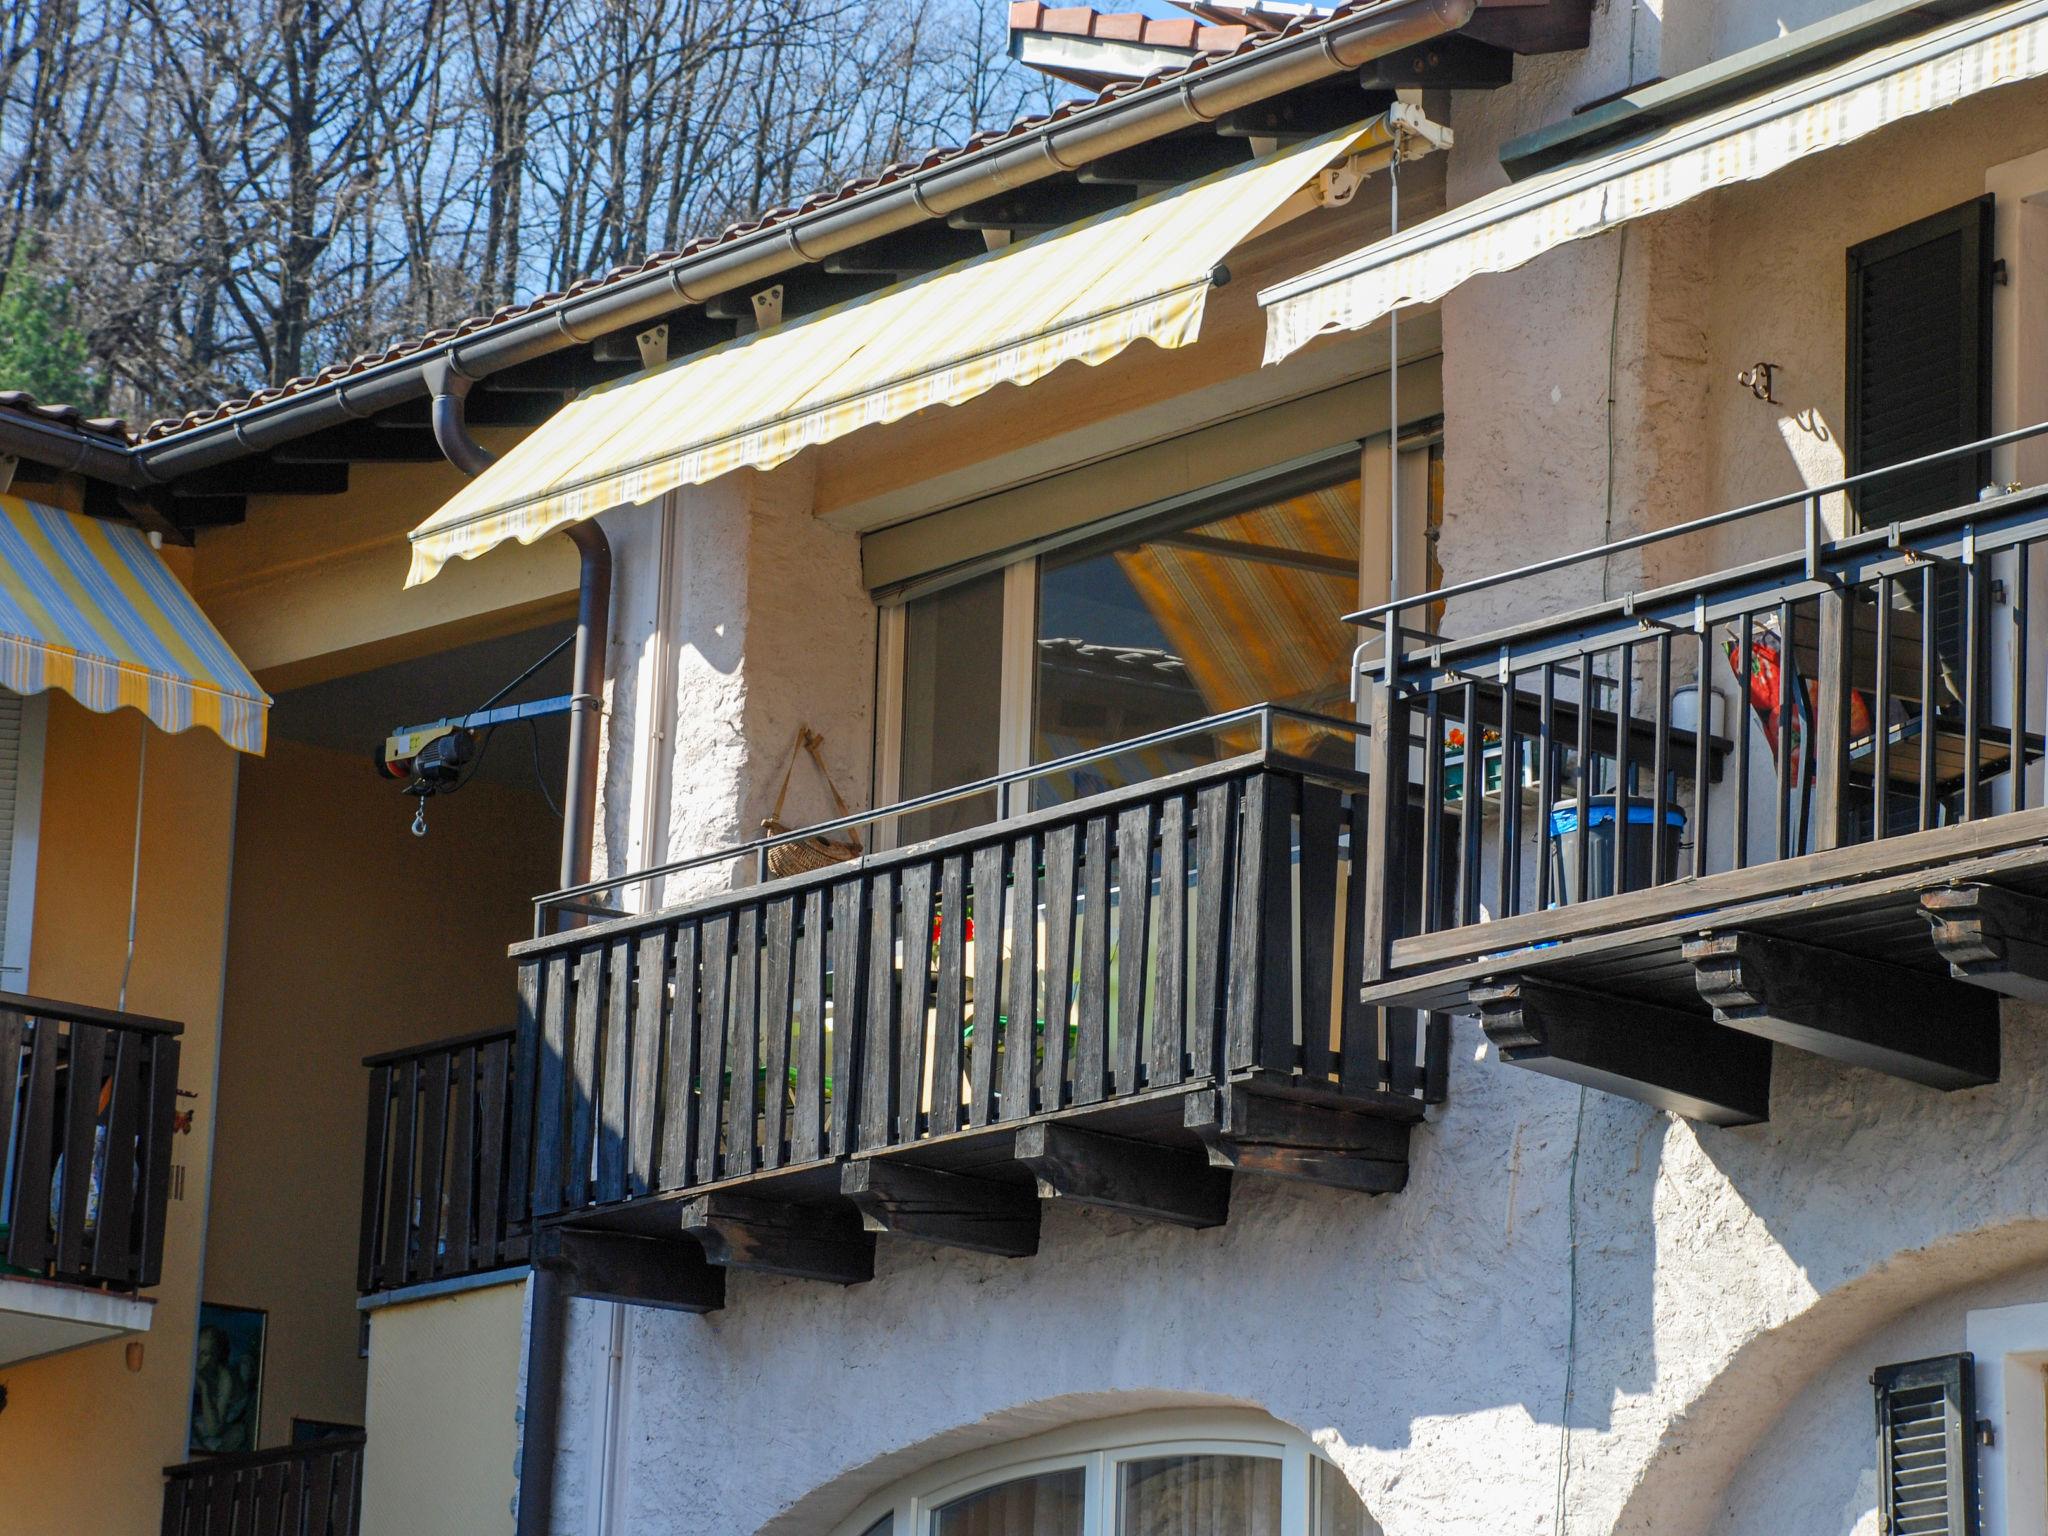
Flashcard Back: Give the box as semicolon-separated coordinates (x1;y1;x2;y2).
0;493;268;753
1262;0;2048;361
405;121;1390;586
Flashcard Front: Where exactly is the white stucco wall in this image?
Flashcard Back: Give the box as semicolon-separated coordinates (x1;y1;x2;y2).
526;1;2048;1531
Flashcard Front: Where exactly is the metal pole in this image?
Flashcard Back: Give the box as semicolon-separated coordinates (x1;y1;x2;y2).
1384;131;1404;684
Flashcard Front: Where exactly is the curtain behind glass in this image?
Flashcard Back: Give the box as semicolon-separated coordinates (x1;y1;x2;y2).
898;569;1005;842
1116;1454;1281;1536
1312;1460;1381;1536
931;1467;1086;1536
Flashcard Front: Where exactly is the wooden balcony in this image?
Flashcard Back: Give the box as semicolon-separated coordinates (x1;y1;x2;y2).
358;1028;527;1296
495;723;1437;1307
161;1432;365;1536
1357;475;2048;1124
0;994;181;1298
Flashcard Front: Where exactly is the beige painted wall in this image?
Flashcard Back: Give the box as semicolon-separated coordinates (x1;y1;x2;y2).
203;737;556;1450
0;698;240;1536
359;1279;524;1536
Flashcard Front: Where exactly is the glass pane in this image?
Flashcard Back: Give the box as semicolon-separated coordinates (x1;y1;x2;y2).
931;1468;1085;1536
1116;1453;1281;1536
859;1519;895;1536
1313;1459;1380;1536
899;570;1006;841
1034;477;1363;806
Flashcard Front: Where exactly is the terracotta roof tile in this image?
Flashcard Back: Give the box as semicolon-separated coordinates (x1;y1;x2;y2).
0;390;130;442
112;0;1371;446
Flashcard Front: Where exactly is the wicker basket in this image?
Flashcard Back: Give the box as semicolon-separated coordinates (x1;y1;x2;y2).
762;727;862;878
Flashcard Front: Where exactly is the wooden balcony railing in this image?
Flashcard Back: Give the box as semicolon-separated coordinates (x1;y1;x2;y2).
0;993;181;1293
1354;428;2048;1123
358;1028;525;1295
502;717;1439;1301
161;1433;365;1536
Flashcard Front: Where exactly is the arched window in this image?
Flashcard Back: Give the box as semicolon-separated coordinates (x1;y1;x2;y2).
831;1411;1379;1536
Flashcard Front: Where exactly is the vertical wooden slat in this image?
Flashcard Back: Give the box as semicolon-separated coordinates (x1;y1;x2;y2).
827;882;866;1157
160;1477;187;1536
1038;824;1079;1109
1650;637;1671;882
1073;815;1112;1107
792;889;828;1163
382;1058;418;1286
1691;632;1711;879
56;1021;107;1275
302;1449;334;1536
410;1051;450;1285
1919;564;1938;831
1874;574;1893;838
967;847;1004;1125
694;915;732;1185
595;940;632;1203
929;855;968;1135
532;954;570;1218
1112;803;1154;1097
1498;670;1521;918
1459;680;1483;924
1189;784;1237;1085
0;1011;21;1243
7;1015;57;1272
252;1459;286;1536
1964;547;1984;822
999;833;1039;1119
475;1038;509;1265
507;959;543;1227
1537;665;1559;907
567;947;605;1209
1420;691;1444;931
895;865;934;1140
2023;542;2036;815
137;1037;178;1288
1774;602;1794;862
1226;773;1297;1075
1338;793;1378;1095
440;1048;476;1276
206;1465;235;1536
1296;780;1340;1085
1147;799;1187;1091
91;1031;143;1286
861;871;898;1147
1813;586;1852;854
725;906;761;1177
659;922;699;1190
356;1063;391;1292
628;930;670;1196
1361;683;1408;985
759;897;796;1168
1611;644;1633;896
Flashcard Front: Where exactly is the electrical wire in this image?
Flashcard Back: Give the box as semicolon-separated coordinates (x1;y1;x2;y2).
528;719;562;818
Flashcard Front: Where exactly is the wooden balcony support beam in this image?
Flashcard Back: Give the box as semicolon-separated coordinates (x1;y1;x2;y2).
841;1160;1040;1258
1472;977;1771;1126
1920;883;2048;1004
1014;1121;1230;1229
531;1226;724;1314
1184;1084;1410;1194
679;1192;874;1286
1685;930;1998;1090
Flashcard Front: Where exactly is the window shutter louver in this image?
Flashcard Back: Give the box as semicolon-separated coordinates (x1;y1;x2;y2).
1845;198;1995;707
1873;1352;1979;1536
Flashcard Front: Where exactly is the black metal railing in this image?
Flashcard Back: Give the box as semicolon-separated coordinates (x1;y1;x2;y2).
0;993;181;1292
161;1433;365;1536
509;708;1440;1223
1355;423;2048;985
358;1028;525;1295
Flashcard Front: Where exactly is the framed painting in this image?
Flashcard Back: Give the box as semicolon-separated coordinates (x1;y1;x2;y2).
190;1302;266;1455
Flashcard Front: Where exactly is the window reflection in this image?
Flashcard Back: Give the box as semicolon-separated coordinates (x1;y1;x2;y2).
899;569;1005;842
1116;1454;1282;1536
1035;478;1363;805
1313;1460;1379;1536
931;1467;1085;1536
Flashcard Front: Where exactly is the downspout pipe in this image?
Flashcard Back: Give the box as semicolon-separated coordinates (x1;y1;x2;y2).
426;360;602;1536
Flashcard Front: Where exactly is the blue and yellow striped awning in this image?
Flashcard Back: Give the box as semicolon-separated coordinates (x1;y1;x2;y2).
0;495;269;754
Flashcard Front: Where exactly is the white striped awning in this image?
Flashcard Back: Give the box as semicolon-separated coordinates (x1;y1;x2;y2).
406;120;1394;586
1261;0;2048;361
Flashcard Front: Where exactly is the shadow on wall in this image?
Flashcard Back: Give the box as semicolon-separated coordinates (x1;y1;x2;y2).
1612;1002;2048;1536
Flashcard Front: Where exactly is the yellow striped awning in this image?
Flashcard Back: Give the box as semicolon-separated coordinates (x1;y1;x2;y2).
1261;0;2048;361
0;495;269;754
406;121;1391;586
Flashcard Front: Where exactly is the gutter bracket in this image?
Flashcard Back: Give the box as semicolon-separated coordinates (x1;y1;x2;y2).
636;324;670;371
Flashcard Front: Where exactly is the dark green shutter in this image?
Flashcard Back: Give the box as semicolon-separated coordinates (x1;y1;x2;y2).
1873;1352;1979;1536
1846;196;1995;526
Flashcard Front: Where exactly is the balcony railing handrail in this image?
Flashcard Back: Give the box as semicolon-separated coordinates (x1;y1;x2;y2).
361;1023;517;1070
533;701;1367;921
163;1432;367;1479
0;990;182;1037
1347;418;2048;636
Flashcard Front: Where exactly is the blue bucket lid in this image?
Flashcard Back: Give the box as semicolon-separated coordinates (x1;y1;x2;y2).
1550;796;1686;835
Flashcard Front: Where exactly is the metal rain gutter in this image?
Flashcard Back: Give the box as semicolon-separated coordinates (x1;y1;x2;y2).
15;0;1473;488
